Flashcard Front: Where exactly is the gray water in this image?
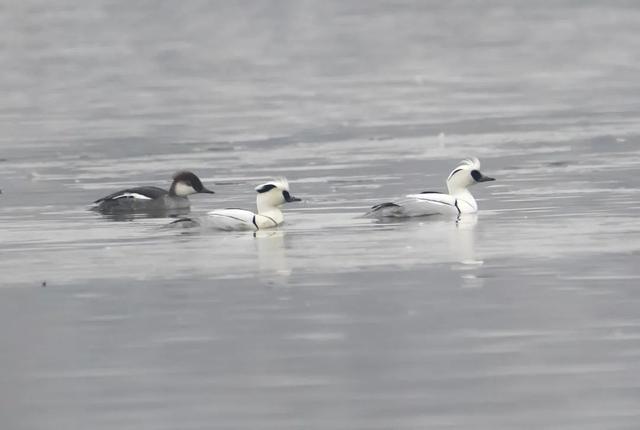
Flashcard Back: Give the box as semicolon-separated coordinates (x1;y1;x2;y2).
1;1;640;429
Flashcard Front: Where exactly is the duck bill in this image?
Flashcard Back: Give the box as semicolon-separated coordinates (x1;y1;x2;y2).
199;187;215;194
477;175;495;182
285;195;301;203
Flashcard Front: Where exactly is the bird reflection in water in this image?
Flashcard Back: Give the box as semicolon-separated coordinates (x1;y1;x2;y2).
452;213;485;288
254;230;291;284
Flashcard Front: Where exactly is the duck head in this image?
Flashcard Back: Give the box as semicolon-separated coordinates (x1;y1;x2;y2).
445;157;495;194
170;171;215;197
255;178;301;213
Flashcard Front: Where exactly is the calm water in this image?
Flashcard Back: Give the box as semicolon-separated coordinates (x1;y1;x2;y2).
1;1;640;429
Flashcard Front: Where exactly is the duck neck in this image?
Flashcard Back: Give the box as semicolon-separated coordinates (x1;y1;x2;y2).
168;181;179;197
448;186;477;211
257;200;284;224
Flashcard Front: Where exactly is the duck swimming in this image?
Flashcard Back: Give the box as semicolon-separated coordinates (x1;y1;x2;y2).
366;158;495;218
205;178;300;231
92;171;214;214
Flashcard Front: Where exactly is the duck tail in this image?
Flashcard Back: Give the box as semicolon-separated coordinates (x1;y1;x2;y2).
165;217;200;228
363;202;402;218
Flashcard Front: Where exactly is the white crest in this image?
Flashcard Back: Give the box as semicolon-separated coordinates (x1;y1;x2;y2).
458;157;481;170
447;157;481;181
255;177;290;192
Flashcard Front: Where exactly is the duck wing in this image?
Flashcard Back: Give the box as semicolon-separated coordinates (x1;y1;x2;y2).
205;209;259;231
366;192;459;218
94;186;168;203
404;192;460;216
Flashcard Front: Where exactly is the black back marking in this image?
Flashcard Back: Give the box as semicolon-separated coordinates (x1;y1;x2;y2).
169;217;194;225
419;198;454;207
371;202;400;211
211;213;249;224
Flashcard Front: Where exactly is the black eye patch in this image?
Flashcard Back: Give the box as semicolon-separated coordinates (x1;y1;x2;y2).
282;190;291;200
470;170;482;182
256;184;277;193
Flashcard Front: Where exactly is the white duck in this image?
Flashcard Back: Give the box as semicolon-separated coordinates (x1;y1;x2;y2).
366;158;495;218
206;178;301;231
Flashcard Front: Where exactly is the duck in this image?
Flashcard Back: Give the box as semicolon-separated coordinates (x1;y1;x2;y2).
92;171;214;214
205;178;300;231
365;157;495;218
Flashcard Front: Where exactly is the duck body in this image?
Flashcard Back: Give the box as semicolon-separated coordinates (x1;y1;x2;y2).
366;158;494;218
205;178;300;231
206;209;281;231
92;171;214;215
370;192;461;218
94;186;189;211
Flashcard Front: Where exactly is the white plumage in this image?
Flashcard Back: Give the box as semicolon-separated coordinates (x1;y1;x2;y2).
366;157;495;218
206;178;300;231
111;192;153;200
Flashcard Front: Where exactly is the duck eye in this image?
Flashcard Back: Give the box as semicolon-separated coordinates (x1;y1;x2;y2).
470;170;482;181
283;190;291;200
